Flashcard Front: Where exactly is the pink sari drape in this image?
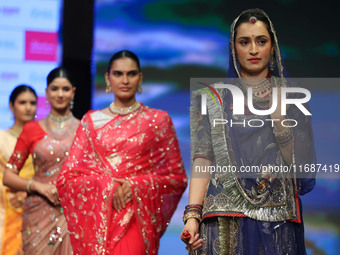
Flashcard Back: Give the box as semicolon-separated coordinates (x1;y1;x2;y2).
6;121;76;255
57;106;187;255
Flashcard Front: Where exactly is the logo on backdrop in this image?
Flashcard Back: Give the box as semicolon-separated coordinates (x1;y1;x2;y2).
25;31;57;62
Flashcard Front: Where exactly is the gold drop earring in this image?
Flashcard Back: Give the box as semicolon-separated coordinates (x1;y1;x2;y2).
106;83;111;94
137;84;143;94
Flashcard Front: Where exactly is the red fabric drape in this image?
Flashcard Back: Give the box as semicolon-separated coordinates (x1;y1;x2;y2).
57;106;187;255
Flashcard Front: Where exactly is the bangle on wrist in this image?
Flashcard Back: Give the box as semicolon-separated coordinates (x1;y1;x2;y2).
183;212;202;224
185;204;203;210
274;126;293;146
183;204;203;224
6;163;17;170
273;126;290;135
27;179;34;193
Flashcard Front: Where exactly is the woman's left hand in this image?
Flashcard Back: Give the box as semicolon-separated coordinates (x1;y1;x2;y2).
8;190;26;209
181;218;203;251
112;179;132;211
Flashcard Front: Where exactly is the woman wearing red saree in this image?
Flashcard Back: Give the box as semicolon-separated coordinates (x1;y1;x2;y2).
57;50;187;255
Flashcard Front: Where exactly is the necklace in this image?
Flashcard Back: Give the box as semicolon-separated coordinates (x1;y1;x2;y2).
241;78;272;102
243;78;271;89
9;126;22;138
109;101;141;115
47;112;73;133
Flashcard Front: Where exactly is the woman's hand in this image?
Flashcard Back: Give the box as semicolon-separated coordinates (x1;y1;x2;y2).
112;178;132;211
180;218;203;251
8;190;26;208
31;181;59;205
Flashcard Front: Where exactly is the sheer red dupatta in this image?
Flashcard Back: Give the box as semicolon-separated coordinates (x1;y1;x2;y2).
57;108;187;255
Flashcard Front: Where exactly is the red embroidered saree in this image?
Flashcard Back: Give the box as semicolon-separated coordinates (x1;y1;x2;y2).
57;105;187;255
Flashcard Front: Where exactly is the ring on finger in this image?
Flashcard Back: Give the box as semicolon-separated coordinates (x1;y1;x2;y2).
128;193;132;198
51;189;57;195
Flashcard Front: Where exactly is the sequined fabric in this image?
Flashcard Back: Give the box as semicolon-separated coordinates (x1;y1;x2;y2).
191;86;302;222
7;120;79;254
57;104;187;255
196;217;239;255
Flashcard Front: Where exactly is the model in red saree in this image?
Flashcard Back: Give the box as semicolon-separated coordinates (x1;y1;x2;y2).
57;104;187;255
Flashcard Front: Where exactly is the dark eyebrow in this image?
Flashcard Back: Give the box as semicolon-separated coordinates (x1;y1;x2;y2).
112;69;139;73
256;35;269;40
237;35;269;40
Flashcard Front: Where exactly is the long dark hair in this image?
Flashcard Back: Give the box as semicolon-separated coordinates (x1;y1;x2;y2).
107;50;141;73
47;67;74;87
9;85;37;105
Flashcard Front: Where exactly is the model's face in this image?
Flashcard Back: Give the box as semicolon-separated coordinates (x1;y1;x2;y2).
235;21;273;78
105;57;142;103
10;91;37;124
46;77;75;112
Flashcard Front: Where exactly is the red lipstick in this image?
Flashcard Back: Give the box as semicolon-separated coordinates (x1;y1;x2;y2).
248;58;261;63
